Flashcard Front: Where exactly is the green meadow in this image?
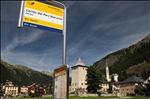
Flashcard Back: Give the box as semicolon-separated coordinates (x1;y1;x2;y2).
12;96;150;99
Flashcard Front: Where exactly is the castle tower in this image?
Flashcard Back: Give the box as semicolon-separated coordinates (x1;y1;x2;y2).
71;57;88;93
106;60;111;82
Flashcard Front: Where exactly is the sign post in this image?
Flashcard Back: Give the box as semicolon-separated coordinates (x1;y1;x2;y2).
53;65;69;99
18;0;68;99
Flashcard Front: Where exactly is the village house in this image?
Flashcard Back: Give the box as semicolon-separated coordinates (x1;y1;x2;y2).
99;75;119;94
20;86;28;96
99;82;109;94
28;83;46;96
2;80;18;97
118;76;144;96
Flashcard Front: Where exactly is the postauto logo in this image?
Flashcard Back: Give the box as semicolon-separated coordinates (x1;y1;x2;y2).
27;2;35;5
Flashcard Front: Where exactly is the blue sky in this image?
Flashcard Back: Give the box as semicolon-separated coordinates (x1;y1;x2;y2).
1;1;150;71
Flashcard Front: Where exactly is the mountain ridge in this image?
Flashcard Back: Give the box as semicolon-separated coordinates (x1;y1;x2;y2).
93;34;150;80
0;59;53;87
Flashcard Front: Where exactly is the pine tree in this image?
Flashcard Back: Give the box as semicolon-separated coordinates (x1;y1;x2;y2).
144;80;150;96
86;66;102;93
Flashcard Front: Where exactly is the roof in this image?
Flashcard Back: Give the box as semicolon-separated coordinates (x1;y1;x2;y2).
144;76;150;84
122;76;144;83
71;65;88;69
71;57;88;69
75;57;85;66
112;73;118;76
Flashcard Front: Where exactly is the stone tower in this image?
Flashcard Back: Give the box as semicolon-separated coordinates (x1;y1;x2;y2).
71;57;88;93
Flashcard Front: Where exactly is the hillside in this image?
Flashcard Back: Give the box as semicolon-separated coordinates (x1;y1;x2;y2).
0;60;53;87
93;34;150;80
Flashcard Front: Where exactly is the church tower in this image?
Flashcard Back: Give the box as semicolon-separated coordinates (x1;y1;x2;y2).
106;60;111;82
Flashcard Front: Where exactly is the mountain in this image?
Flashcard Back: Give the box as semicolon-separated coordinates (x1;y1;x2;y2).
41;71;53;77
93;34;150;80
0;60;53;87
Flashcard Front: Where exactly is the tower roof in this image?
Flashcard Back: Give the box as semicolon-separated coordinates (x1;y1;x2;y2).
75;57;85;66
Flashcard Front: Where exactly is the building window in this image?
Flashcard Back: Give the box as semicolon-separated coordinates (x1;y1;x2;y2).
81;83;83;85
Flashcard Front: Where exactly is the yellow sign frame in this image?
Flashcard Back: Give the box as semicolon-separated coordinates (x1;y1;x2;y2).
23;1;64;33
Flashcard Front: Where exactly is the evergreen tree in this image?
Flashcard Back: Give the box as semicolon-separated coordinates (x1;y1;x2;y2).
86;66;102;93
144;80;150;96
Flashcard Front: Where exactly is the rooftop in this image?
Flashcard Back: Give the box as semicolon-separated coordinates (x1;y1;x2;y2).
71;57;88;69
122;76;144;83
75;57;85;66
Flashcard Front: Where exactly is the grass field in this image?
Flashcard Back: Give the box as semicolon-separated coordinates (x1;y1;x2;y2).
12;96;150;99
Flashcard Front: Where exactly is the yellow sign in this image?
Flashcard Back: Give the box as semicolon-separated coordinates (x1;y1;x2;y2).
54;65;67;77
23;1;64;33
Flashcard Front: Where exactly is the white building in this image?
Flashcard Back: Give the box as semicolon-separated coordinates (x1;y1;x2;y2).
3;81;18;97
99;83;109;94
71;58;88;94
112;73;118;82
20;86;28;95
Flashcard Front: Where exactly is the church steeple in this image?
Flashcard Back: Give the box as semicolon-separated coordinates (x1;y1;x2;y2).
106;59;110;82
75;57;85;66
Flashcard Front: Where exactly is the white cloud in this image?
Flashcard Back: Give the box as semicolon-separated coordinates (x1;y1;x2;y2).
4;30;43;52
1;49;58;71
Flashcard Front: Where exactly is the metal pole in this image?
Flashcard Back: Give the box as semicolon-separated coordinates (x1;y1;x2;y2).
18;0;25;27
63;7;67;65
50;0;67;65
47;1;68;99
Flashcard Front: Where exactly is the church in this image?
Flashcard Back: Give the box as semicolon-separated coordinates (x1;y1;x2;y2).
99;60;119;94
105;60;118;82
